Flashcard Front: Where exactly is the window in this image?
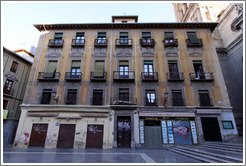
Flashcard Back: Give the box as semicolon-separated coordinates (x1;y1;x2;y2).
70;60;81;78
97;32;106;44
146;90;156;105
222;121;234;129
54;33;63;44
3;79;14;94
193;61;205;79
122;21;127;23
187;32;201;44
3;100;9;109
10;61;18;73
119;61;129;78
66;89;77;105
44;61;57;78
92;90;103;105
120;32;128;44
93;60;105;78
119;89;129;101
143;61;154;78
172;90;184;106
164;32;174;39
142;32;151;43
40;89;52;104
75;32;84;44
168;61;179;79
199;90;211;106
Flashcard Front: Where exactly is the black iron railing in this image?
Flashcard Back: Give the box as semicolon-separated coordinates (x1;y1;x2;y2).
90;72;107;81
71;39;85;47
65;72;82;81
113;71;135;82
189;73;214;81
65;96;78;105
115;39;133;47
141;72;158;81
166;72;184;81
145;98;158;106
48;39;64;47
186;38;203;47
94;39;108;47
163;39;178;47
140;38;155;47
38;72;60;81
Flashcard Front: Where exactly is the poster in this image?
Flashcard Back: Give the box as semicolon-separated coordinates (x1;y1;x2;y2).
161;121;168;144
139;120;144;143
167;121;174;144
173;121;192;145
190;121;198;144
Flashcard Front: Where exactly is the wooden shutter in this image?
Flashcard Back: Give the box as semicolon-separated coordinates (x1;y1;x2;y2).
119;61;129;66
142;32;151;38
164;32;174;39
54;33;63;39
93;61;104;77
71;61;81;68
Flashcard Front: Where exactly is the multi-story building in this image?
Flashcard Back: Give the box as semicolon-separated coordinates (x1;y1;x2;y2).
3;47;34;146
13;16;238;149
173;3;243;135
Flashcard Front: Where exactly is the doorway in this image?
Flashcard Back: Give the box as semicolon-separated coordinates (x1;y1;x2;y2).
86;125;104;148
29;124;48;147
117;116;131;148
144;120;162;149
57;124;76;148
201;117;222;141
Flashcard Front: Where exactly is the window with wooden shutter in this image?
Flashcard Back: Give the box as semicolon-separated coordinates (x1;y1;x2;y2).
10;61;18;73
172;90;184;106
44;61;57;78
199;90;211;106
93;61;104;77
66;89;77;105
40;89;52;104
164;32;174;39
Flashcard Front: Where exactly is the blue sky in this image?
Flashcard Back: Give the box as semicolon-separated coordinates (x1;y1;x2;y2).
1;2;176;51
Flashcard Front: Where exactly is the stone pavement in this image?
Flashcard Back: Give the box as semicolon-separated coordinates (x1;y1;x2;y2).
3;147;203;163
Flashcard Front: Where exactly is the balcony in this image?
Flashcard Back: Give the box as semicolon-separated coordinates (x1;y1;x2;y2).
65;97;78;105
140;38;155;47
186;38;203;47
166;72;184;81
38;72;60;82
94;39;108;47
141;72;158;81
163;39;178;47
71;39;85;47
3;89;14;96
189;73;214;82
90;72;107;81
115;39;133;47
65;72;82;82
113;71;135;82
48;39;64;47
145;98;158;106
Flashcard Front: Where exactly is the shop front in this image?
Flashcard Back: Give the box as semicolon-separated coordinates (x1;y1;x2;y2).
139;112;198;148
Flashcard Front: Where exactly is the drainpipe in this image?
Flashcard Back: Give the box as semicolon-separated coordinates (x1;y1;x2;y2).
27;25;46;105
108;24;113;106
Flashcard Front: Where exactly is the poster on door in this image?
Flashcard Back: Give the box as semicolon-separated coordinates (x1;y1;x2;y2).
167;121;174;144
161;121;168;144
139;120;144;143
173;121;192;144
190;121;198;144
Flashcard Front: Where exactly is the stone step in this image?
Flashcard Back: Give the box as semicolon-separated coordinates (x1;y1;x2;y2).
169;147;230;163
168;149;216;163
202;143;243;150
194;145;243;155
177;146;243;163
199;144;243;152
203;141;243;147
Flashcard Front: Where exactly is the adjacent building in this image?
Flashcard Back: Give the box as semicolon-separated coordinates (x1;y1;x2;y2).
172;3;243;135
13;16;238;149
3;47;34;146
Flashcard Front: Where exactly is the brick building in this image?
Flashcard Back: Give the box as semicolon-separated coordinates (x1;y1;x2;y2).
13;16;238;149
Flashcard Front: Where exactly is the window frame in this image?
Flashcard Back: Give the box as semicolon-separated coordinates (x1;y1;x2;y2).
3;99;9;109
222;121;234;129
10;61;19;73
3;79;14;94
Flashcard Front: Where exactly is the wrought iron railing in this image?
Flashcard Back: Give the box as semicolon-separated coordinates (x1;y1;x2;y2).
113;71;135;81
140;38;155;47
141;72;158;81
189;73;214;81
94;39;108;47
65;72;82;81
145;98;158;106
186;38;203;47
163;39;178;47
90;72;107;81
38;72;60;81
71;39;85;47
48;39;64;47
166;72;184;81
115;39;133;47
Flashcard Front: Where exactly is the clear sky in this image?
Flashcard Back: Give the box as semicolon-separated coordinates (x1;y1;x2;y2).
1;1;176;52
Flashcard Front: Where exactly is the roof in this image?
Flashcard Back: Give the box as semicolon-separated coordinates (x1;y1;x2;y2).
112;15;138;22
34;22;218;32
3;47;33;64
14;49;35;58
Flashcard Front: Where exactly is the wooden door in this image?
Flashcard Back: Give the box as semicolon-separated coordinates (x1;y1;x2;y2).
57;124;76;148
29;124;48;147
86;125;104;148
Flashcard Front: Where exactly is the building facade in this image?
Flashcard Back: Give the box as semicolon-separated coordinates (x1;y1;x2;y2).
3;47;33;146
13;16;238;149
172;3;243;135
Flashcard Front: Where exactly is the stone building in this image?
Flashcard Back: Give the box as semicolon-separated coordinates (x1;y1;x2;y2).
3;47;34;146
13;16;238;149
172;3;243;135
